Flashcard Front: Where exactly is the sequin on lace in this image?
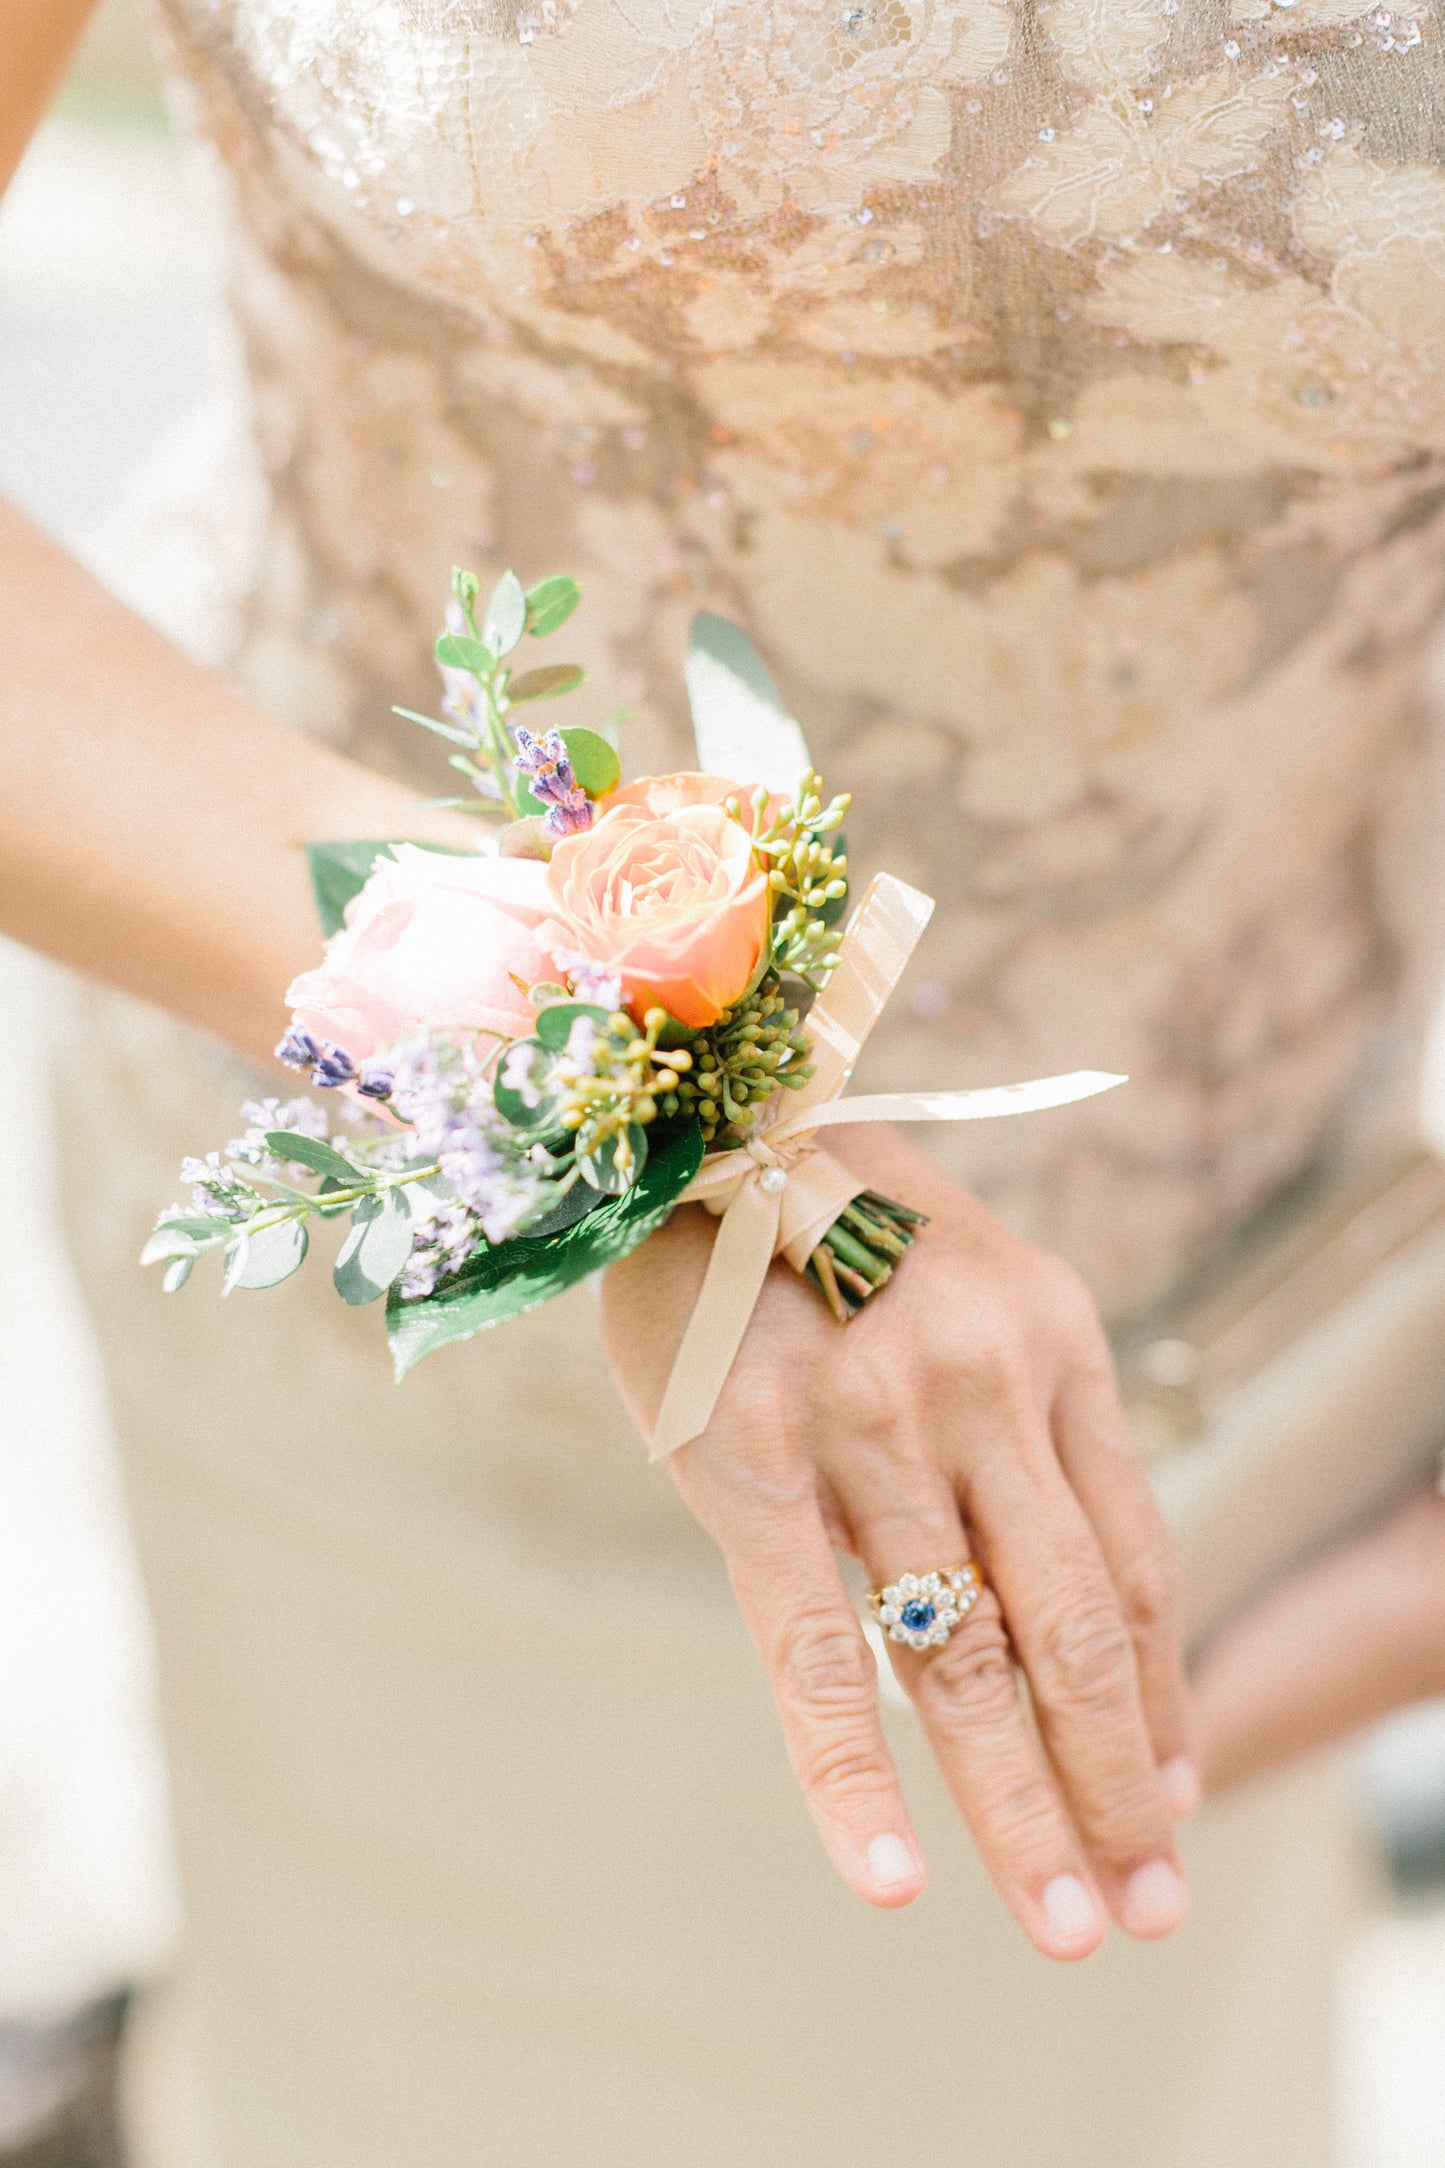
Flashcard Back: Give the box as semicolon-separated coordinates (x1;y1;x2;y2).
157;0;1445;1310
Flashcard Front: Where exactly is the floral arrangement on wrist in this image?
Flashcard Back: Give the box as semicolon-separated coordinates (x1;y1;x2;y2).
146;568;1120;1453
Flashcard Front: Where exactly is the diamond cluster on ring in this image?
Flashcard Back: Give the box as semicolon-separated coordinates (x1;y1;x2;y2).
876;1569;979;1651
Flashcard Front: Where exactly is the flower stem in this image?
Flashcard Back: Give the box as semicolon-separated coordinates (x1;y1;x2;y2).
803;1190;929;1321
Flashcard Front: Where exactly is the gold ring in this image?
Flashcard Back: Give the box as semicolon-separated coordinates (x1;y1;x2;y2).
867;1563;984;1652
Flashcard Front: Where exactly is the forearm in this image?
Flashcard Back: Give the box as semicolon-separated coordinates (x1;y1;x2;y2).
0;499;469;1066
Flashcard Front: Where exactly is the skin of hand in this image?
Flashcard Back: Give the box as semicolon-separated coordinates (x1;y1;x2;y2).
602;1119;1200;1960
1191;1485;1445;1793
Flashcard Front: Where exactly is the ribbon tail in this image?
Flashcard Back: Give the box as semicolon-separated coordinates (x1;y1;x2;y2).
650;1174;784;1460
771;1070;1129;1144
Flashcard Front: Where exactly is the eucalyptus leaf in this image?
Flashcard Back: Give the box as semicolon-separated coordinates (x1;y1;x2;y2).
334;1190;415;1306
524;575;580;637
434;632;494;677
507;664;585;705
482;571;527;658
304;839;474;938
225;1216;309;1292
162;1257;194;1293
492;1040;556;1128
385;1123;704;1377
559;726;621;798
535;1001;611;1051
684;612;812;795
262;1131;364;1184
578;1123;648;1194
141;1217;223;1265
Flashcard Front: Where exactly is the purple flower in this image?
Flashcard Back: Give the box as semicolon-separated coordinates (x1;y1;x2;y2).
387;1037;552;1251
513;726;593;839
276;1025;320;1071
356;1061;395;1100
276;1025;357;1089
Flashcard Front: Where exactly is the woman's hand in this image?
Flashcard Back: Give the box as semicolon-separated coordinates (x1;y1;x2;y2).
601;1123;1196;1961
1192;1484;1445;1794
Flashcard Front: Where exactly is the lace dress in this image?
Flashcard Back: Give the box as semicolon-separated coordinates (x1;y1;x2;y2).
68;0;1444;2159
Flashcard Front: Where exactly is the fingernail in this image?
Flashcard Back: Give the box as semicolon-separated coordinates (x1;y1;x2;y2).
1160;1755;1201;1820
1042;1873;1102;1949
866;1833;919;1891
1121;1858;1190;1938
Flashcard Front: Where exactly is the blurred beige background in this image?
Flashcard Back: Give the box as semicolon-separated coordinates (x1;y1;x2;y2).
0;4;1441;2163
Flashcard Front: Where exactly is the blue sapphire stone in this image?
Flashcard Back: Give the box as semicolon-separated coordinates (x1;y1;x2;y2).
900;1600;936;1633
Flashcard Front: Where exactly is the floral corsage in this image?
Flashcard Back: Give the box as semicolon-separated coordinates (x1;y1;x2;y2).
145;569;1120;1455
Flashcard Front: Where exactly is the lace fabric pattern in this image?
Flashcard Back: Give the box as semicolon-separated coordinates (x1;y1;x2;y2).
157;0;1445;1313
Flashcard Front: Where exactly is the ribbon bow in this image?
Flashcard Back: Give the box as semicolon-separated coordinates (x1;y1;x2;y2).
650;874;1124;1458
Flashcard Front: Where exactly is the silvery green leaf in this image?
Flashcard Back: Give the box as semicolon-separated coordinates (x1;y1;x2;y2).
482;570;527;658
524;575;580;637
141;1218;220;1265
684;613;812;794
507;663;585;704
578;1123;648;1194
535;1001;610;1051
162;1257;194;1293
262;1131;363;1184
224;1217;308;1292
333;1189;415;1305
391;704;476;747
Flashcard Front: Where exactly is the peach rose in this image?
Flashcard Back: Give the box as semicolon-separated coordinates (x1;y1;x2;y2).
601;772;745;817
286;845;553;1058
542;795;769;1028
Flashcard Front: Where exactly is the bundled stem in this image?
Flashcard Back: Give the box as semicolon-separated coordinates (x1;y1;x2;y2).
804;1192;930;1323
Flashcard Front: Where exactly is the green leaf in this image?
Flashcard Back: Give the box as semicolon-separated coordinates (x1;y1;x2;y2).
559;726;621;797
535;1001;611;1051
224;1216;309;1292
162;1257;194;1293
141;1216;224;1266
492;1039;557;1128
482;571;527;658
519;1181;604;1238
385;1122;703;1377
304;839;474;938
333;1190;415;1306
391;704;476;747
524;575;580;637
434;631;495;677
263;1131;364;1184
507;664;585;705
578;1122;647;1194
684;612;813;790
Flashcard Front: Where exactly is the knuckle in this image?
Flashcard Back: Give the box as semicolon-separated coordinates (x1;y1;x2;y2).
1038;1255;1102;1342
1115;1544;1180;1641
777;1613;877;1717
1030;1591;1134;1709
797;1730;892;1807
916;1600;1018;1719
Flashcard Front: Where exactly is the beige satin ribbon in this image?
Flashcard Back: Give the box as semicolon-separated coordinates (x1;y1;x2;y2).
650;873;1126;1458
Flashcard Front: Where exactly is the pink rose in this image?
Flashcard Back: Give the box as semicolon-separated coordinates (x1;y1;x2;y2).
286;845;553;1058
542;792;769;1029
